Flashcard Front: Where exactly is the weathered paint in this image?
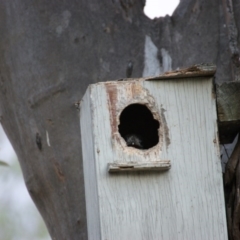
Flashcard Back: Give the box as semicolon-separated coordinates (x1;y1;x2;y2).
108;160;171;172
105;80;163;156
80;76;227;240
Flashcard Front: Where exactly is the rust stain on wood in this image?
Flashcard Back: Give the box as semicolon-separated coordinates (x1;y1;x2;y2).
131;82;142;96
106;83;118;136
105;81;148;137
105;81;165;152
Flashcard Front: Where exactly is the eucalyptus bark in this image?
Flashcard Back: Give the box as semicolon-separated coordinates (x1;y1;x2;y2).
0;0;239;239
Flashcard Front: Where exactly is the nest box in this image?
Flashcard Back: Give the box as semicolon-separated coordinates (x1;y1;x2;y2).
80;65;227;240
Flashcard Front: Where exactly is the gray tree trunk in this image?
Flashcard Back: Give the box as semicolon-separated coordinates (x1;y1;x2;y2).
0;0;239;239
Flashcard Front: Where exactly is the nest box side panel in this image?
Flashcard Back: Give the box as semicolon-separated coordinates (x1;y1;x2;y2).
80;86;101;240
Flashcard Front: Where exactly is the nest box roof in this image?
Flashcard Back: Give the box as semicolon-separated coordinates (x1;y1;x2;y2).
146;64;216;81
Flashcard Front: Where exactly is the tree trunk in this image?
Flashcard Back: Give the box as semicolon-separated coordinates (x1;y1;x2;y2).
0;0;239;239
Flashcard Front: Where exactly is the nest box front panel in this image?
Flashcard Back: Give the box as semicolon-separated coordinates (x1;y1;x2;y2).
81;78;227;240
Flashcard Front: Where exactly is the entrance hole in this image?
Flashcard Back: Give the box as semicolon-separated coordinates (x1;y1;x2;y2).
118;104;160;150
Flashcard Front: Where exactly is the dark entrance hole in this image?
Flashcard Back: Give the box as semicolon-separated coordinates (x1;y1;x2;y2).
118;104;160;150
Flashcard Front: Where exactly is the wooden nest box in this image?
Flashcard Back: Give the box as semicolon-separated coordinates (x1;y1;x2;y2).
80;65;227;240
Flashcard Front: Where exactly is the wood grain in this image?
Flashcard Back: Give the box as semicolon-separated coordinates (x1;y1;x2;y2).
108;161;171;172
80;77;228;240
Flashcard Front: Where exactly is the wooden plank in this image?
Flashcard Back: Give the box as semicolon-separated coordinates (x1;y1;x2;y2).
80;86;101;240
216;81;240;144
108;160;171;172
146;63;216;80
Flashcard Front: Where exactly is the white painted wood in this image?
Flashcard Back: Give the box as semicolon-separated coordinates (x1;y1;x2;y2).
80;77;228;240
80;87;101;240
108;160;171;172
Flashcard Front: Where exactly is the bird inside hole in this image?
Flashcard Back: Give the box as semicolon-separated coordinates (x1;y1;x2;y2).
124;134;143;149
